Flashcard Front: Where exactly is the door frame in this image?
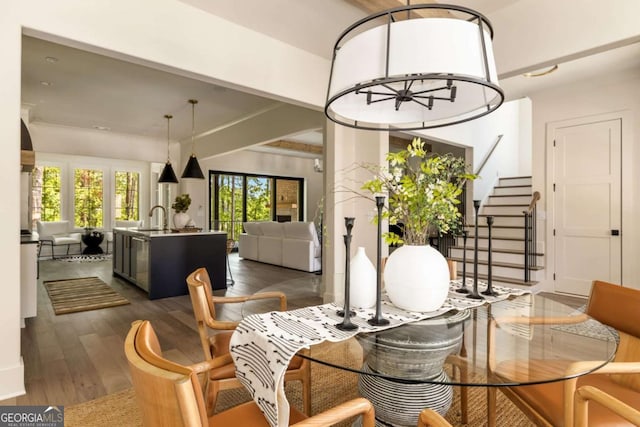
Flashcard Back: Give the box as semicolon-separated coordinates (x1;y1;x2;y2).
545;110;634;292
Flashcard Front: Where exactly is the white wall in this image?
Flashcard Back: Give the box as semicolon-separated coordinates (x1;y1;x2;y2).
1;0;332;398
529;68;640;290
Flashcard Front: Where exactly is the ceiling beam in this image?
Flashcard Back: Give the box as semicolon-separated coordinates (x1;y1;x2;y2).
265;140;323;155
344;0;451;19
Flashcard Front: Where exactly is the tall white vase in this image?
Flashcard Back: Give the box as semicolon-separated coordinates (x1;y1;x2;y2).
349;246;376;309
384;245;450;312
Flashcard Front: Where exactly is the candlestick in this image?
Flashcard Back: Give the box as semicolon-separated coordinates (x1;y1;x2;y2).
337;217;358;330
481;215;498;296
467;200;483;300
456;229;469;294
369;196;390;326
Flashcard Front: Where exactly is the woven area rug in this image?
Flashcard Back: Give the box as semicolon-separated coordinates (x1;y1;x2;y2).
44;276;130;315
55;254;112;262
65;339;533;426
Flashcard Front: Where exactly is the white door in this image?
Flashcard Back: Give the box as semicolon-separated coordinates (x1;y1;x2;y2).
553;118;621;296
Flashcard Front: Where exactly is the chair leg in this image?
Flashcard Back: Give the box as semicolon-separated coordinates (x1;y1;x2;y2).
206;378;220;416
226;253;235;286
487;387;497;427
302;373;312;416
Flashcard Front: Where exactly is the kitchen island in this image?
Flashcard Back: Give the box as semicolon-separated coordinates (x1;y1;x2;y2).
113;228;227;299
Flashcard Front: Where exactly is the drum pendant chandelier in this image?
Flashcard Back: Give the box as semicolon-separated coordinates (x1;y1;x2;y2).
325;3;504;131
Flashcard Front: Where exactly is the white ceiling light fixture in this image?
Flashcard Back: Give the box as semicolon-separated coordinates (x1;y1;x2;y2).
325;3;504;131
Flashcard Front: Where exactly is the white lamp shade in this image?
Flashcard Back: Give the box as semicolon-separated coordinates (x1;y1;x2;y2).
326;9;503;130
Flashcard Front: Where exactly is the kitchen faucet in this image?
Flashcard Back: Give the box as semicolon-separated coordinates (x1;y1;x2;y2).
149;205;168;230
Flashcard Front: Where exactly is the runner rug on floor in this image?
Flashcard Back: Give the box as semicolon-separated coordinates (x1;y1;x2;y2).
44;276;130;315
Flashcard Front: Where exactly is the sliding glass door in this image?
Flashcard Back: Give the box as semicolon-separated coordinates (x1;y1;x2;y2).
211;171;304;240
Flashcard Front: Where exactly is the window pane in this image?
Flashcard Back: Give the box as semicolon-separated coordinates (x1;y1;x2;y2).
31;166;62;228
247;177;272;221
217;174;244;239
114;171;140;221
74;168;103;228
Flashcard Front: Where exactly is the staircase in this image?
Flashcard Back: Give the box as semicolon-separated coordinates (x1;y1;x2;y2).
449;176;544;288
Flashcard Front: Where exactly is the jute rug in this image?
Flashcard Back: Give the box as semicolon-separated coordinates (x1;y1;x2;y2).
44;276;130;315
65;338;533;426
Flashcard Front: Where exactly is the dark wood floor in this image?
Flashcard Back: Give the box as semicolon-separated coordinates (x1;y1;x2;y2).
1;253;322;406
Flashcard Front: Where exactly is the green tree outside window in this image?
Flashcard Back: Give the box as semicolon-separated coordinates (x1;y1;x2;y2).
74;168;103;228
114;171;140;220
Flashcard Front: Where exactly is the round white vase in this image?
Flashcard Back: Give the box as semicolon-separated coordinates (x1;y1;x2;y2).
349;246;376;309
384;245;450;312
173;212;190;229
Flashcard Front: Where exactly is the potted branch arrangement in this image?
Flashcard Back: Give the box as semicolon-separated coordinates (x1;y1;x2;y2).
361;138;476;312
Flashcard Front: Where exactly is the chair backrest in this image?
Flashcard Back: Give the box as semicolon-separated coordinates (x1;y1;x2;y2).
587;280;640;391
186;268;217;359
37;220;70;238
124;320;208;427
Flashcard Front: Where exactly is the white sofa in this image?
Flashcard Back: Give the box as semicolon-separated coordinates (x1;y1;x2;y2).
36;220;82;258
239;221;321;272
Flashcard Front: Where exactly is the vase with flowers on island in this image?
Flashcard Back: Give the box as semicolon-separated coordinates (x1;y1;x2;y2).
171;193;191;229
361;138;476;312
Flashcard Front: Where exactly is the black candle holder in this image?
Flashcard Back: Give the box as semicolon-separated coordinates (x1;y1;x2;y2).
369;196;390;326
455;229;469;294
481;215;498;296
467;200;484;300
337;217;358;331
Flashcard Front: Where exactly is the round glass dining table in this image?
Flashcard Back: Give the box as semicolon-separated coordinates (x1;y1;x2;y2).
242;286;618;426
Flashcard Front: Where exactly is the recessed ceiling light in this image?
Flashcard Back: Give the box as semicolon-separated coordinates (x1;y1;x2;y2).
523;65;559;78
40;81;52;86
93;125;111;131
45;56;59;63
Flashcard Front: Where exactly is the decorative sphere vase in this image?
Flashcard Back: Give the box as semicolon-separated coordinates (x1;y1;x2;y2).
384;245;450;312
349;246;376;309
173;212;190;229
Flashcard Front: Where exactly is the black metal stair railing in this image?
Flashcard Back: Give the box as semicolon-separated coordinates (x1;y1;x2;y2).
523;191;541;283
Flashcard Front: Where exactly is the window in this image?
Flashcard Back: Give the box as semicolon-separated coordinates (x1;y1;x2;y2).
74;168;103;228
114;171;140;220
31;165;62;228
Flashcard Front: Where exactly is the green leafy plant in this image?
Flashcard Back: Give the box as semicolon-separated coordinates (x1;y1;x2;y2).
171;193;191;213
361;138;476;246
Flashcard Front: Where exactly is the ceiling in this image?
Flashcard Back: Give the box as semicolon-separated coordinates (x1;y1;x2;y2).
21;0;640;158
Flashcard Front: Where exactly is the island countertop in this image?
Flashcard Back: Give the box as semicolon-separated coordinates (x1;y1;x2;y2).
113;227;227;238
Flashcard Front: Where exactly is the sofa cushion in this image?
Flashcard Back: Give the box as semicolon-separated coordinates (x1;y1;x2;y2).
243;222;263;236
283;222;320;247
259;222;284;238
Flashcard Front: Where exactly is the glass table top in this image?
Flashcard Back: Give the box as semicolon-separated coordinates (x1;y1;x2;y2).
242;290;618;387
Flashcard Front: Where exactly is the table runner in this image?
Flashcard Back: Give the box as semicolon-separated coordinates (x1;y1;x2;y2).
229;280;529;427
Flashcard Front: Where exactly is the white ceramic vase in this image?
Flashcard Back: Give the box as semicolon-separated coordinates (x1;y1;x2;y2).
383;245;450;312
173;212;190;229
349;246;376;309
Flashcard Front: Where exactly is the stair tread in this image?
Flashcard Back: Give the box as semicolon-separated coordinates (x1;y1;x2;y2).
450;246;543;256
494;185;532;189
477;214;525;217
483;203;529;207
474;224;526;229
449;257;544;270
464;235;524;241
500;176;532;180
455;272;538;287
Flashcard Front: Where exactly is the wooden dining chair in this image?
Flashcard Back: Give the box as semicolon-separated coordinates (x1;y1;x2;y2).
186;267;311;415
575;385;640;426
125;319;375;427
417;409;453;427
488;280;640;426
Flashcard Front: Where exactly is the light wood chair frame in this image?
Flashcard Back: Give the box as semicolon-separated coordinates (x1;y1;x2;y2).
186;267;311;415
487;280;640;427
125;319;375;427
